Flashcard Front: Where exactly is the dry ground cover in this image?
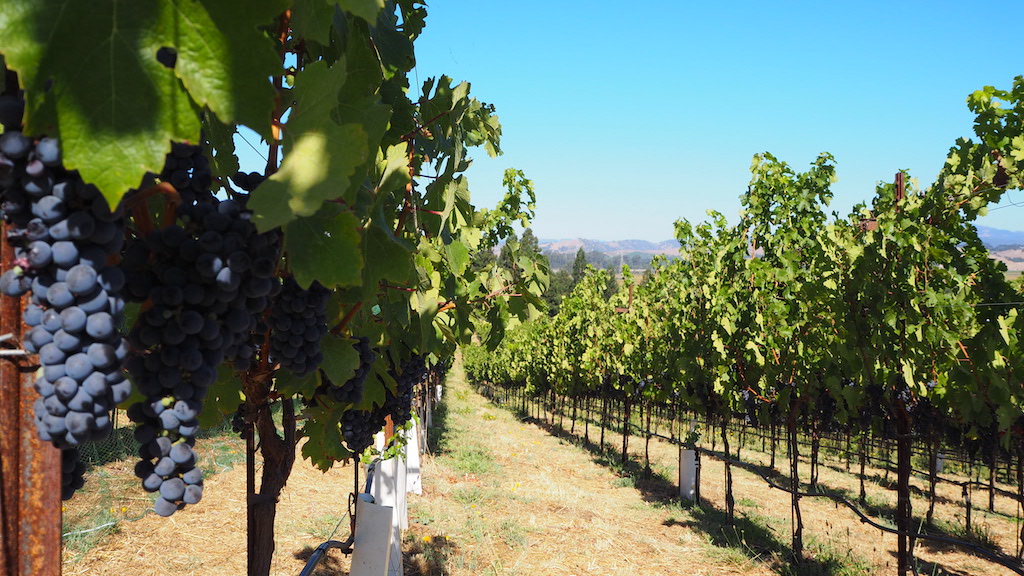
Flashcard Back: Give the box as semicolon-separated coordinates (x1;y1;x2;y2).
506;395;1024;576
403;366;774;576
62;358;1024;575
62;362;778;576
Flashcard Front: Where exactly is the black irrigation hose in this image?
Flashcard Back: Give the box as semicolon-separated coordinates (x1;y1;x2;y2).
297;459;381;576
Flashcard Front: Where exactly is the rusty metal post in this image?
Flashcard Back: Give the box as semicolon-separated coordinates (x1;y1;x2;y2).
0;219;62;576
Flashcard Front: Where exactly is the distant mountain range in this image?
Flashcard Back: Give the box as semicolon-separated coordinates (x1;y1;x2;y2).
539;238;679;256
540;225;1024;271
978;225;1024;248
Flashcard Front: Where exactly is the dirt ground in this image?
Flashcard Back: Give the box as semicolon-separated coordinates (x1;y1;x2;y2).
63;359;1024;575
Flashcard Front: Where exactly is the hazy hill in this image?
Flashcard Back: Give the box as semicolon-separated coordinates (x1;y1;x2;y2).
540;225;1024;272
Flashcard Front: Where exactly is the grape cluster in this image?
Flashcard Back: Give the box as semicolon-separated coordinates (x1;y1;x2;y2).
121;143;281;516
385;354;427;427
339;354;427;457
268;276;329;376
319;336;376;404
159;142;214;207
61;447;87;501
340;402;387;457
0;132;130;454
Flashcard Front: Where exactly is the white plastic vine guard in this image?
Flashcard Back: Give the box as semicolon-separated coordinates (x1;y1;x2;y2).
406;421;422;495
349;494;393;576
679;448;697;501
372;456;407;576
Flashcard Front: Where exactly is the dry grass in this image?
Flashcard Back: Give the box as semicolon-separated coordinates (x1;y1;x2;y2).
403;363;773;576
64;358;1024;575
516;402;1024;576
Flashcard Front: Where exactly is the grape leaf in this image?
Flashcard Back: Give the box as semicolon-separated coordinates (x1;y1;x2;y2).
0;0;282;207
169;0;285;139
300;401;351;471
274;368;320;399
198;365;244;429
338;0;385;23
363;214;414;285
284;204;363;289
321;334;360;387
291;0;337;45
249;122;368;230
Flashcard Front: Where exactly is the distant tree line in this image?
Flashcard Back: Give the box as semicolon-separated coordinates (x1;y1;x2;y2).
544;249;669;271
471;229;671;317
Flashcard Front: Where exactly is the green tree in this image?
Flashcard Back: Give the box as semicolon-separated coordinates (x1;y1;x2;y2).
521;227;541;257
543;269;574;316
571;248;588;287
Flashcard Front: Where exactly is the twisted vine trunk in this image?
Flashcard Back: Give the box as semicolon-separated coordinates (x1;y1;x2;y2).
895;403;914;575
927;435;938;526
644;402;653;474
1017;444;1024;560
599;382;608;452
788;403;803;561
859;432;868;504
245;371;297;576
570;395;577;435
810;422;820;490
722;416;735;523
621;395;631;466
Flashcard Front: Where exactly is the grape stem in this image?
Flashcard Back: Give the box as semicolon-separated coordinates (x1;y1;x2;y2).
394;142;416;236
267;10;293;176
399;110;453;143
329;302;362;336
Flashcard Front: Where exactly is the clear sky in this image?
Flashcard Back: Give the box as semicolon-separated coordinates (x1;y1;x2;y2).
406;0;1024;241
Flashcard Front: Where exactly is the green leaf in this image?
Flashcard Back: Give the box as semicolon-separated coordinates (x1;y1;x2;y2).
291;0;337;44
321;335;360;386
378;143;411;192
301;400;352;471
0;0;283;205
286;59;350;136
363;216;414;285
249;122;369;230
202;110;240;181
198;365;244;429
337;0;385;23
284;204;363;289
174;0;285;138
275;368;320;399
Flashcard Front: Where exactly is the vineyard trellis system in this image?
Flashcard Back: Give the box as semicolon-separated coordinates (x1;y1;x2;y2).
478;380;1024;575
465;80;1024;574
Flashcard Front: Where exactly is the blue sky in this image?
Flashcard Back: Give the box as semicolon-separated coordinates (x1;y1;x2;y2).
406;1;1024;241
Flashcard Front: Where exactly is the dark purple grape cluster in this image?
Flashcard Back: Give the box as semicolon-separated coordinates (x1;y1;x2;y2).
319;336;376;405
159;142;214;206
61;447;86;501
385;354;426;427
0;131;131;502
121;143;281;516
340;403;387;457
268;276;329;376
0;132;130;460
339;354;426;457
